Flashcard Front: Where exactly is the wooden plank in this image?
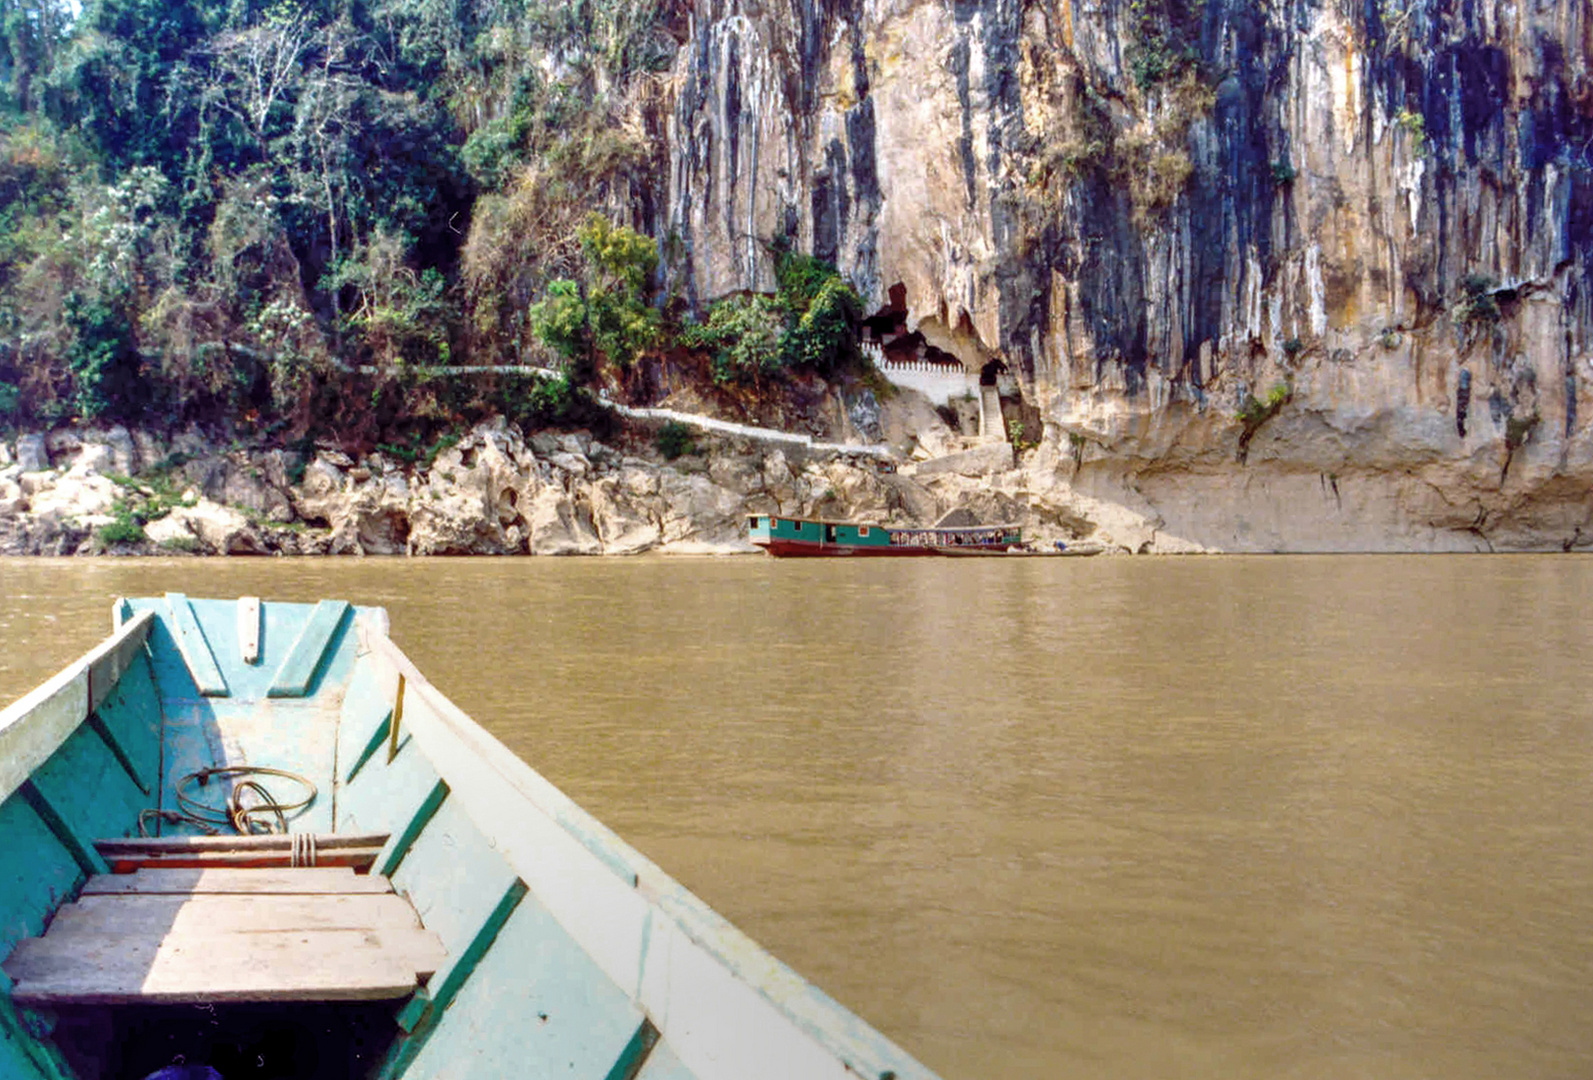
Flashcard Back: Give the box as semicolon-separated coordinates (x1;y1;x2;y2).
267;600;350;698
81;868;394;896
96;833;388;854
164;593;229;698
86;610;154;714
6;927;442;1005
46;893;423;936
12;925;444;987
15;926;446;980
238;596;261;665
105;848;382;873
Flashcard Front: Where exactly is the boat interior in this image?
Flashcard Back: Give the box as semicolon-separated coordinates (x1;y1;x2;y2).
0;595;939;1080
0;596;447;1078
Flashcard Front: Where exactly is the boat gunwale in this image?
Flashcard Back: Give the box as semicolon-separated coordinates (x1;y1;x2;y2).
0;609;155;807
358;618;941;1080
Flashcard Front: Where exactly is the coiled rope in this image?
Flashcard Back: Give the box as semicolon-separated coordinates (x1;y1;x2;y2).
137;766;318;838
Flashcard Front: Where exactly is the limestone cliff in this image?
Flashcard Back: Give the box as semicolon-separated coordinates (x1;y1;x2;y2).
660;0;1593;550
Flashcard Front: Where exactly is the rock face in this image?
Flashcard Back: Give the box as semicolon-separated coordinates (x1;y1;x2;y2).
3;420;1165;555
661;0;1593;549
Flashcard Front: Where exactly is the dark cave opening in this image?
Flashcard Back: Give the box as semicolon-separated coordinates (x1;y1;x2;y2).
861;284;969;372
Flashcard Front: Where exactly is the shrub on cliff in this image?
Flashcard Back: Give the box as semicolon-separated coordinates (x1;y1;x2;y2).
781;275;862;375
327;231;453;367
1126;0;1205;91
1455;274;1501;327
771;246;862;376
529;215;661;375
678;245;864;388
655;420;695;459
64;295;146;421
679;294;783;386
1235;382;1291;462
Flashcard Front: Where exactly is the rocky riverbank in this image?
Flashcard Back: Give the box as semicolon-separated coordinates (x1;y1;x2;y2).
0;420;1197;557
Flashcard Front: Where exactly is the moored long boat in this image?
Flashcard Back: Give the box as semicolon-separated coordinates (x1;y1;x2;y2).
0;597;942;1080
748;514;1022;556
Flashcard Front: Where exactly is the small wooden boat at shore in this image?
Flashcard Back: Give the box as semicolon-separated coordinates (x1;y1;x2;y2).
0;597;941;1080
748;514;1022;556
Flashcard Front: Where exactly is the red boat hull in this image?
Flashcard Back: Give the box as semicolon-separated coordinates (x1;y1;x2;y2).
754;540;1014;557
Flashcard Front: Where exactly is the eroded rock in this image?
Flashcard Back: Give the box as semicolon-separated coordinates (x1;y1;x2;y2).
15;434;48;473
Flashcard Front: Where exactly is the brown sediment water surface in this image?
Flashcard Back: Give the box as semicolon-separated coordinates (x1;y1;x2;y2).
2;555;1591;1079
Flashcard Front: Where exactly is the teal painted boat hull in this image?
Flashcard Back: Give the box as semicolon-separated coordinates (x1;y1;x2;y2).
0;598;943;1080
747;514;1023;556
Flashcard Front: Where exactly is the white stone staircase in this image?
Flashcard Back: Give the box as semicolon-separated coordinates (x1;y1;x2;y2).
979;384;1005;443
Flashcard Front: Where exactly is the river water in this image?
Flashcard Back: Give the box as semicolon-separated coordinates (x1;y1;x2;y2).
1;555;1591;1079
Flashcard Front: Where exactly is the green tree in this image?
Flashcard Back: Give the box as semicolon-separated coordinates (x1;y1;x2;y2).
771;246;862;376
529;215;660;373
781;274;862;375
679;293;783;386
0;0;69;113
45;0;216;170
527;279;588;361
64;293;144;419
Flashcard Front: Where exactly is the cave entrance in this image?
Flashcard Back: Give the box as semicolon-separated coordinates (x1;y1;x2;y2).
980;359;1007;386
862;284;970;374
881;333;965;370
861;283;910;343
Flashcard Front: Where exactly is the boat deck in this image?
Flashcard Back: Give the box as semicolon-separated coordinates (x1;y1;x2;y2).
5;864;446;1005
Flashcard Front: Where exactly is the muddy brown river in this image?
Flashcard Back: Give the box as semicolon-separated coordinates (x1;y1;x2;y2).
2;555;1591;1079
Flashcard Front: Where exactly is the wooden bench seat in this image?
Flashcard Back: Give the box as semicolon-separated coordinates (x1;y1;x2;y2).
94;832;388;873
3;865;446;1005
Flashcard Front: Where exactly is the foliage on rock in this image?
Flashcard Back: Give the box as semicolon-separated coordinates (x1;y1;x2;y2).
677;243;864;387
1455;274;1501;327
654;419;695;459
529;215;662;375
1235;382;1291;462
678;294;784;386
0;0;678;435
